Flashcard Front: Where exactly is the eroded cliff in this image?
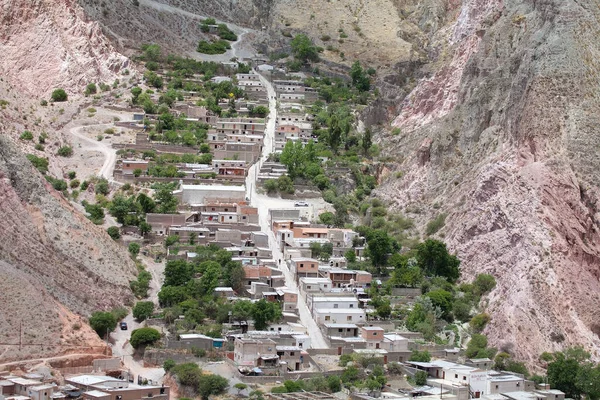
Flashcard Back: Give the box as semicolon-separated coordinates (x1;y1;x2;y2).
379;0;600;362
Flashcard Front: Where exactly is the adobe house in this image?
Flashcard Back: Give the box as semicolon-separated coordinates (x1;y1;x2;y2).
121;160;148;176
361;326;384;349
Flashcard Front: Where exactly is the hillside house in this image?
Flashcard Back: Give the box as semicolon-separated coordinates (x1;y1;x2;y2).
234;337;278;368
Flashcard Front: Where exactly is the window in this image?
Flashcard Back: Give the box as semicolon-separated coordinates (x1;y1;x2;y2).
334;304;339;309
300;263;304;268
338;329;343;332
373;332;378;336
349;304;354;308
347;316;353;321
463;376;467;381
325;316;330;321
455;374;458;378
307;285;312;289
290;352;295;356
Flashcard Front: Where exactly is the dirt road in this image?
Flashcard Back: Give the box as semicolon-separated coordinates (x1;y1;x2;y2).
246;71;330;349
69;123;117;180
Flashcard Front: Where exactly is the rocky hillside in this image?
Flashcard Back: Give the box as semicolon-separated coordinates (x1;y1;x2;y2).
378;0;600;363
0;134;137;362
0;0;128;96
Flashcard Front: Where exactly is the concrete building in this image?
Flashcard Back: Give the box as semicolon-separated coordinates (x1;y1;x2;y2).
276;346;303;371
66;375;169;400
299;277;332;294
177;184;246;205
146;213;187;235
361;326;384;349
289;258;319;280
234;337;278;368
121;160;149;176
324;323;359;338
313;308;366;325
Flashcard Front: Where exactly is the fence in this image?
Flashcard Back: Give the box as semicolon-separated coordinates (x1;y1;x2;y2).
112;171;245;186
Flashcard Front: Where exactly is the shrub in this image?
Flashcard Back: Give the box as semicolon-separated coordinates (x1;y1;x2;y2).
107;226;120;240
320;35;331;41
80;180;89;190
133;168;143;177
130;327;161;348
197;40;231;54
409;350;432;362
163;359;176;372
67;171;77;179
50;179;68;191
165;235;180;247
20;131;34;141
95;179;109;195
35;144;44;151
133;301;155;321
470;313;491;333
40;99;48;106
57;146;74;157
129;242;141;257
414;370;428;386
473;273;496;296
70;179;81;188
85;83;97;95
51;89;68;102
426;213;446;235
217;23;237;41
264;179;278;194
89;311;117;337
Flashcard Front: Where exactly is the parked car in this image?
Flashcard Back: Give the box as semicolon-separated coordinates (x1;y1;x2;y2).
294;201;309;207
120;322;128;330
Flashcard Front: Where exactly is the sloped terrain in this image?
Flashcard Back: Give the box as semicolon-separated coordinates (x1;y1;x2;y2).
0;0;128;96
0;134;137;362
378;0;600;363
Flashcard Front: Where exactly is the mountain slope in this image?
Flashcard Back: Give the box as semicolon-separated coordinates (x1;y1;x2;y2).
0;0;128;96
0;134;137;362
379;0;600;362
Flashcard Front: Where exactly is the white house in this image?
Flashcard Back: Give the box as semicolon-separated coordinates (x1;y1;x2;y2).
313;308;366;325
177;184;246;205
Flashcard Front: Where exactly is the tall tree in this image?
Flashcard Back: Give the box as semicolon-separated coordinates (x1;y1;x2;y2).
416;239;460;283
366;230;393;274
251;299;282;330
362;127;372;155
290;34;319;63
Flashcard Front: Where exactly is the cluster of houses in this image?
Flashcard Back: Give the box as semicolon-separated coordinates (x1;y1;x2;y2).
0;372;168;400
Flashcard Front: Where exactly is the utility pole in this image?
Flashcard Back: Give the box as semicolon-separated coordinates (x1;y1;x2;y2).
19;321;22;352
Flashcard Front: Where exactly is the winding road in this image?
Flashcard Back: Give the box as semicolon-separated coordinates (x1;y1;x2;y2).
246;71;330;349
70;123;117;180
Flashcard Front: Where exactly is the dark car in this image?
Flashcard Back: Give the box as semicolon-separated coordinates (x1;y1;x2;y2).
120;322;128;330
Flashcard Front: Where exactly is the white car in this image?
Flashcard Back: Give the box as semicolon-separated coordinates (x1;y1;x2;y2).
294;201;309;207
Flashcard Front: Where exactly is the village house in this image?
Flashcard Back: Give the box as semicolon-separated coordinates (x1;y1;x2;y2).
275;346;304;371
380;333;409;352
289;258;319;281
234;337;278;368
212;141;262;163
309;295;366;325
145;213;187;235
66;375;169;400
176;184;246;205
325;268;373;289
361;326;385;349
299;277;332;294
120;160;149;176
323;323;359;338
167;333;219;351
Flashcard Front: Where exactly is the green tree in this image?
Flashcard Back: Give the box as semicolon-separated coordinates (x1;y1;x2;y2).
198;374;229;400
109;195;135;224
290;34;319;63
465;334;493;358
251;299;282;330
158;285;189;307
139;221;152;236
51;88;68;102
163;359;176;372
409;350;432;362
133;301;155;321
85;203;105;222
131;87;142;104
425;289;454;320
416;239;460;283
164;259;193;287
414;370;428;386
128;242;141;257
345;249;357;263
319;211;335;225
264;179;278;193
280;140;306;179
154;185;178;213
547;347;593;399
366;230;392;274
234;383;248;395
89;311;117;337
350;61;370;91
107;226;120;240
362;127;373;155
327;376;341;393
130;327;161;348
197;261;221;296
142;43;161;61
95;179;110;195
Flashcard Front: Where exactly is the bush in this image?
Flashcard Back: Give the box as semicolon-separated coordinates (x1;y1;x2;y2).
426;213;447;235
197;40;231;54
414;370;428;386
163;359;176;372
129;242;141;257
67;171;77;179
20;131;33;141
89;311;117;337
85;83;97;95
57;146;74;157
51;88;68;102
130;327;161;348
264;179;278;194
95;179;110;195
51;179;68;191
470;313;491;333
40;99;48;106
107;226;121;240
473;273;496;296
409;350;431;362
133;301;155;321
165;235;180;247
217;24;237;41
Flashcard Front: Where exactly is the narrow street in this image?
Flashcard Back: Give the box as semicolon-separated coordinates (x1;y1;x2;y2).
246;72;330;349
